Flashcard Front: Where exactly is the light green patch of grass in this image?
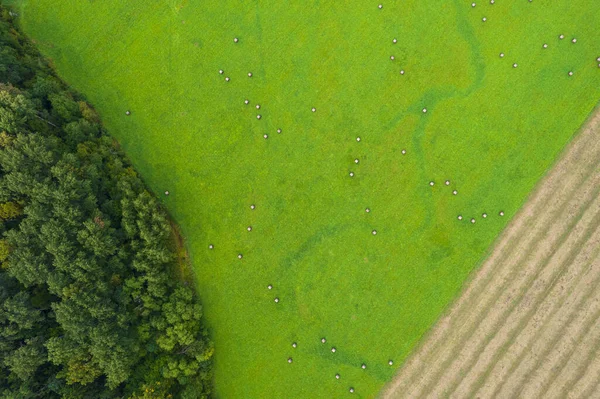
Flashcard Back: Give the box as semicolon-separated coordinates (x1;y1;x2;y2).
14;0;600;397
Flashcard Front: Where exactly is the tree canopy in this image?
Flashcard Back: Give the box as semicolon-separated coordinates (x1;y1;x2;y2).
0;6;213;398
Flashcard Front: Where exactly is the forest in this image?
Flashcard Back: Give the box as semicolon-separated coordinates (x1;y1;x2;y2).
0;6;213;398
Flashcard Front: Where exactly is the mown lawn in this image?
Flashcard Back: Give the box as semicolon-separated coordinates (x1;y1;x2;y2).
13;0;600;397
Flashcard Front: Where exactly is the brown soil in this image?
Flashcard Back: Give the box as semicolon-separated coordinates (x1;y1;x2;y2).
380;108;600;399
168;219;194;284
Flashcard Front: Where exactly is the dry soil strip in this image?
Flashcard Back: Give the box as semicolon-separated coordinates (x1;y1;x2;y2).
543;316;600;398
380;108;600;399
520;271;600;399
496;244;600;398
468;228;600;399
428;185;600;398
564;342;600;399
454;213;600;398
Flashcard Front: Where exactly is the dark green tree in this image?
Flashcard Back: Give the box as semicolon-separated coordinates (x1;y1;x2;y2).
0;5;213;398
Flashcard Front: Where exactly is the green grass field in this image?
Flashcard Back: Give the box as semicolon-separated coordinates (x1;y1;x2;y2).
13;0;600;397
